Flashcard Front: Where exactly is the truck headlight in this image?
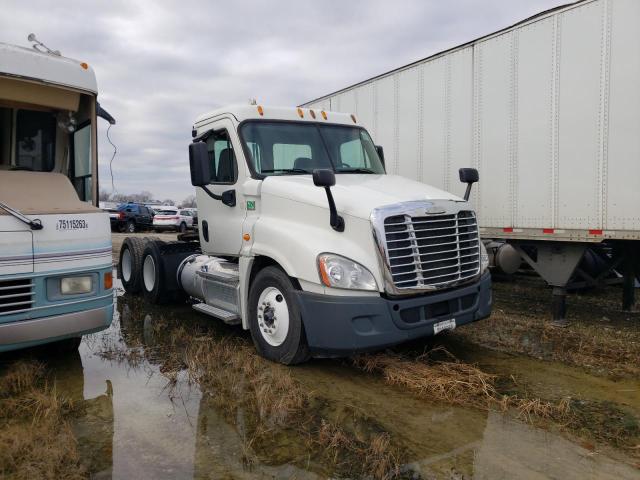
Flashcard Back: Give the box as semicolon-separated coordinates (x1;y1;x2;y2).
317;253;378;291
480;242;489;274
61;276;93;295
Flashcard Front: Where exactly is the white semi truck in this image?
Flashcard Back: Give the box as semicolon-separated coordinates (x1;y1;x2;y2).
0;37;115;352
118;105;491;364
302;0;640;324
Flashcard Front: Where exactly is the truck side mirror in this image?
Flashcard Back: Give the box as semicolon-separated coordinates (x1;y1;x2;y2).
312;169;344;232
375;145;385;169
312;168;335;187
458;167;479;201
189;142;211;187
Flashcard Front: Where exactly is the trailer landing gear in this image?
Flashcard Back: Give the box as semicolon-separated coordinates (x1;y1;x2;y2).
512;241;639;324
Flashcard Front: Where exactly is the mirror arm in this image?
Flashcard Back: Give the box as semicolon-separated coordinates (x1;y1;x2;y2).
463;183;473;201
324;187;345;232
201;186;236;207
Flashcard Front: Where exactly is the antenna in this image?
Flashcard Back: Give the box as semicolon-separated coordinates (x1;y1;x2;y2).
27;33;61;56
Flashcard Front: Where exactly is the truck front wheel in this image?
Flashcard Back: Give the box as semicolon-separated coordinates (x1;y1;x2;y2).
248;267;310;365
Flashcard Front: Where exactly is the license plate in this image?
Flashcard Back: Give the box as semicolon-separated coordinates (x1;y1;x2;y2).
433;318;456;334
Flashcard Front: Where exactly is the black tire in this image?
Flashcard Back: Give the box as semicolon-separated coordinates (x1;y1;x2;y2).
118;237;148;294
126;220;136;233
179;222;187;233
248;266;310;365
140;242;169;304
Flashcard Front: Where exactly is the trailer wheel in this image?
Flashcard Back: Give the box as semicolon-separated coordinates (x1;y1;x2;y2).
140;242;169;304
248;266;310;365
118;237;149;294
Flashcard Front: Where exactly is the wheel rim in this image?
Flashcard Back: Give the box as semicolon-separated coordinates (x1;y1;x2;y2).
128;223;135;232
121;248;132;282
257;286;289;346
143;255;156;292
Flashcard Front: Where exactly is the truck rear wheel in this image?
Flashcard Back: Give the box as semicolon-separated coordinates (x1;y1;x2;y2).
248;266;310;365
119;237;147;294
140;242;169;304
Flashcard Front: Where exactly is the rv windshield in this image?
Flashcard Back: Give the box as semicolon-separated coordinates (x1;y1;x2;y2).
239;121;385;176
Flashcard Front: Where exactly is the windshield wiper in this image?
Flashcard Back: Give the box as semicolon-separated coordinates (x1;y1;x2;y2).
0;200;43;230
261;168;311;175
336;168;377;174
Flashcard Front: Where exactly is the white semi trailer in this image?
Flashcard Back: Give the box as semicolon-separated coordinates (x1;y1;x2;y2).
302;0;640;324
118;105;491;364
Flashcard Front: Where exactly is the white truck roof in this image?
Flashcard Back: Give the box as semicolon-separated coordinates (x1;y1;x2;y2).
194;104;361;129
0;41;97;93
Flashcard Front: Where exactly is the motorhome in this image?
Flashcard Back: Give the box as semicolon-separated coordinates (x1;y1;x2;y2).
0;38;114;351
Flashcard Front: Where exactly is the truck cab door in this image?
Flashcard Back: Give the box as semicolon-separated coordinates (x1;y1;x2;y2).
196;120;246;256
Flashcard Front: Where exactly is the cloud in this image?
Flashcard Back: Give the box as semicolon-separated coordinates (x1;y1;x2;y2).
1;0;566;202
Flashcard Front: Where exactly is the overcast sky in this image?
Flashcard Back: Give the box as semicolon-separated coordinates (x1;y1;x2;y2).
2;0;567;203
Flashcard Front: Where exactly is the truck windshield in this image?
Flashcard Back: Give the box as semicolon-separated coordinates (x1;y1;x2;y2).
240;121;385;176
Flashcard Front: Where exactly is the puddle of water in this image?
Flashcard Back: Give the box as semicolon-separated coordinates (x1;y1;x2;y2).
5;281;639;479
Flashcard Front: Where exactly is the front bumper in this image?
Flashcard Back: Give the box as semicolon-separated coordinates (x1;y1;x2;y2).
0;303;113;352
295;271;491;356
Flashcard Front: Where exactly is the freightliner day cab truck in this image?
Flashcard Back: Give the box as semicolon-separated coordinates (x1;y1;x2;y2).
118;105;491;364
0;37;115;352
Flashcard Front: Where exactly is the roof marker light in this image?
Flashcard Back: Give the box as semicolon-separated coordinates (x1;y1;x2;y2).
309;109;316;119
297;107;304;118
257;105;264;116
80;62;89;70
350;114;357;123
321;110;327;120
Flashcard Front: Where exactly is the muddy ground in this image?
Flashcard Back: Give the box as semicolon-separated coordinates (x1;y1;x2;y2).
0;233;638;479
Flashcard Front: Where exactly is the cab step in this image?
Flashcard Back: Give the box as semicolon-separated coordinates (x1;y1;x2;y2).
192;302;240;325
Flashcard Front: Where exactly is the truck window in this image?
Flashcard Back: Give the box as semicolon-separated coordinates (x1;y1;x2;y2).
72;123;92;201
339;139;371;169
273;144;312;170
240;121;332;175
205;129;237;184
15;110;56;171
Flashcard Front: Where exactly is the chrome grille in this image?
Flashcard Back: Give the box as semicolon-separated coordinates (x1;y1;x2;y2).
0;278;35;316
383;210;480;290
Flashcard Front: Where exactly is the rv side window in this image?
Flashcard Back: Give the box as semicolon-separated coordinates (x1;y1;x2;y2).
15;110;56;171
205;130;237;184
0;108;11;168
72;123;92;202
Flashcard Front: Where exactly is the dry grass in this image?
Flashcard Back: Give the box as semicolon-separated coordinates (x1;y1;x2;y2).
456;282;640;379
179;332;402;479
352;347;572;425
0;360;86;480
316;420;400;480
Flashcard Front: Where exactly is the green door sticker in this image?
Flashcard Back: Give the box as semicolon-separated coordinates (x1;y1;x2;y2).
247;200;255;211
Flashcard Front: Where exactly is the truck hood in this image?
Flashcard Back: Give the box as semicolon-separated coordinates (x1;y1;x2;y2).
260;174;461;220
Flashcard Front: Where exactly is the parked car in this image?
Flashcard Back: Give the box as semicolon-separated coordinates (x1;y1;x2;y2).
153;207;194;232
112;203;154;233
104;208;120;229
183;208;198;226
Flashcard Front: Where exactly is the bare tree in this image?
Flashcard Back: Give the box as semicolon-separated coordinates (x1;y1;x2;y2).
180;195;197;208
161;198;175;206
99;189;112;201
